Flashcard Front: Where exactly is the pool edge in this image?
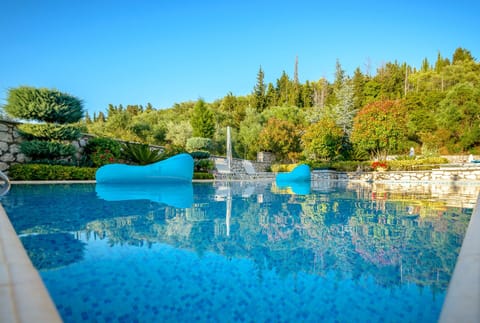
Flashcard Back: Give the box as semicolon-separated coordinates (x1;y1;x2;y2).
439;192;480;323
0;204;62;323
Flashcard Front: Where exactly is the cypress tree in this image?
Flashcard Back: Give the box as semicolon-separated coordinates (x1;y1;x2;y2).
253;67;267;112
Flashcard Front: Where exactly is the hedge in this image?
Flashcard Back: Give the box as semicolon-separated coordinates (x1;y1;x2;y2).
8;164;96;181
193;172;214;180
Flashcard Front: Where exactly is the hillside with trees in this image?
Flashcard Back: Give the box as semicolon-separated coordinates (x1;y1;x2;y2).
81;47;479;162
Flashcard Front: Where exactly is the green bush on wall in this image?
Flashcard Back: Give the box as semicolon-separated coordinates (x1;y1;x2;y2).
8;164;96;181
20;140;76;160
17;123;83;141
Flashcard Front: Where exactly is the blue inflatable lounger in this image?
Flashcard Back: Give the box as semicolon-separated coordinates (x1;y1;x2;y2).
96;153;194;184
275;164;311;195
275;164;311;183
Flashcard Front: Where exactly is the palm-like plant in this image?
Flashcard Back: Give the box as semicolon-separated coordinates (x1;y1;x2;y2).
121;142;164;165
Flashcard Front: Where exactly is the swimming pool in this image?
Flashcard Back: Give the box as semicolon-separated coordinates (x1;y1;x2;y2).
0;181;474;322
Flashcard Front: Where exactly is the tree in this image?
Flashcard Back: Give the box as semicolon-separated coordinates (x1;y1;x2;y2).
331;79;356;135
190;99;215;138
252;67;267;112
351;100;408;159
165;120;192;147
238;107;263;159
436;82;480;152
302;117;345;161
258;118;302;162
265;83;277;108
261;106;305;127
276;71;291;106
452;47;475;64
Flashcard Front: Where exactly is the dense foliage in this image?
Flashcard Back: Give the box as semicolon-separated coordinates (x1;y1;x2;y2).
6;47;477;164
83;137;122;167
350;100;408;159
8;164;96;180
17;123;82;141
20;140;76;160
3;86;84;164
4;86;84;123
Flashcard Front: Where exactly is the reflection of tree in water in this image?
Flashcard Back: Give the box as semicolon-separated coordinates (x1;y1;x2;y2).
348;199;470;291
21;233;86;270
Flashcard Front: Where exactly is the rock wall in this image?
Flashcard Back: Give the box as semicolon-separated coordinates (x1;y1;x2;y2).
0;120;93;173
312;166;480;183
0;120;26;171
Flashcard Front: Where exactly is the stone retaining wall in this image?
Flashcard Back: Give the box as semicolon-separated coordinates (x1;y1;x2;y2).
0;120;92;172
312;167;480;183
0;120;26;171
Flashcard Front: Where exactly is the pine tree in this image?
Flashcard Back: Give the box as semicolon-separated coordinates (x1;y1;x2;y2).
97;111;106;123
85;111;92;124
252;67;267;112
265;83;277;108
191;99;215;138
452;47;474;64
145;103;154;112
276;71;291;106
421;58;430;72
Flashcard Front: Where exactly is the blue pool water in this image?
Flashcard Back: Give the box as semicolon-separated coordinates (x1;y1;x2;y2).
0;181;473;322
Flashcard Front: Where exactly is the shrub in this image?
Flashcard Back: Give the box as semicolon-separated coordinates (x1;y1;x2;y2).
186;137;212;152
90;148;116;167
26;159;76;166
189;150;210;159
194;159;214;172
8;164;96;180
17;123;83;141
84;137;122;157
121;142;164;165
193;172;214;180
304;160;369;172
4;86;84;123
388;157;449;171
371;161;388;171
20;140;76;160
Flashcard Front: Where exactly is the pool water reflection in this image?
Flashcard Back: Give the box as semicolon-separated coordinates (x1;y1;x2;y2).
1;181;476;322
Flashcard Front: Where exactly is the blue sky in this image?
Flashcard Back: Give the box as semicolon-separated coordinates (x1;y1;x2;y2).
1;0;479;115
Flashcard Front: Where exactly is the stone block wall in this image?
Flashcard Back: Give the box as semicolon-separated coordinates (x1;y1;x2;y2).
0;120;26;171
0;120;92;173
312;167;480;183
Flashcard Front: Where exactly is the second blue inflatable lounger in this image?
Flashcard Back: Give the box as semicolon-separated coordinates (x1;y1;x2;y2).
275;164;311;183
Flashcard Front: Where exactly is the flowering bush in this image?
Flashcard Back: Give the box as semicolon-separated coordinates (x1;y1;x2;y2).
371;161;388;171
91;148;115;167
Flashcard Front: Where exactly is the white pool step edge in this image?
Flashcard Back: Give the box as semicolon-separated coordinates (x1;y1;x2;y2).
0;204;62;323
439;192;480;322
